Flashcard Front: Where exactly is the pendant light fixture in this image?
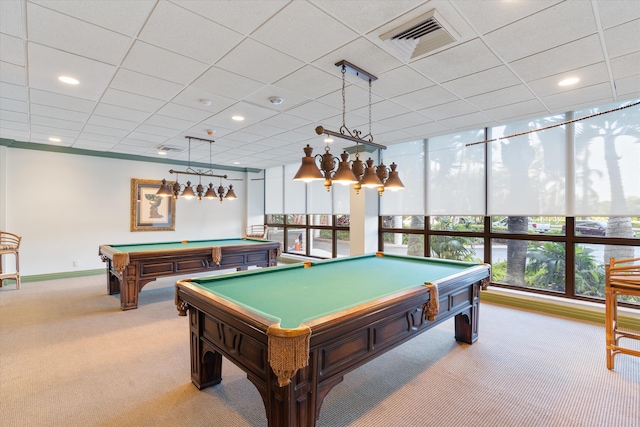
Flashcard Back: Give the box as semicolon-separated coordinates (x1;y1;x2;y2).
293;60;404;195
156;136;238;202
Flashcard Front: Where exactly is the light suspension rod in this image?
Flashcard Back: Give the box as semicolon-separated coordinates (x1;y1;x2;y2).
315;126;387;150
168;169;227;179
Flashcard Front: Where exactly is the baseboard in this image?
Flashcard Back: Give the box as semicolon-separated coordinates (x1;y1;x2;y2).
481;288;640;330
11;269;105;283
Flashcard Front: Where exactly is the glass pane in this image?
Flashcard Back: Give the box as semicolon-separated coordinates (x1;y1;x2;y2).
286;214;306;225
268;226;284;249
430;236;483;262
287;228;305;255
490;216;557;235
336;214;350;227
382;232;424;257
427;129;486;216
380;140;425;216
491;239;566;293
562;216;639;239
489;114;567;216
430;216;483;231
266;214;284;224
336;230;350;258
381;215;424;229
310;228;332;258
310;214;331;226
574;100;640;216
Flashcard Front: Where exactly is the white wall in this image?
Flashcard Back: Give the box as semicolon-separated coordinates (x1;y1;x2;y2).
3;148;262;276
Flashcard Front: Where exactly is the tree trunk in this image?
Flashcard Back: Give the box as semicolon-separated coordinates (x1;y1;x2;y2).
505;217;529;287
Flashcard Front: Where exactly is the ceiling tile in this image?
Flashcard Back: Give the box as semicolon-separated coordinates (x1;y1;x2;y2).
510;35;605;82
87;115;138;132
252;1;358;63
215;38;304;84
138;1;243;64
203;101;279;129
391;85;458;110
541;82;614;110
156;103;213;122
285;100;341;122
0;61;26;86
77;131;122;144
604;19;640;58
110;68;183;101
82;124;129;138
484;99;548;123
73;139;116;151
597;1;640;29
121;41;208;85
439;111;496;130
0;98;27;114
527;62;610;98
31;125;78;138
173;0;289;36
411;38;502;83
101;88;165;113
29;89;96;113
484;1;597;62
404;121;450;138
0;0;24;38
30;104;89;123
30;0;156;36
0;34;25;66
610;51;640;80
27;2;131;65
442;66;521;98
378;111;432;130
144;114;197;132
30;115;83;131
134;124;181;138
615;75;640;98
191;66;263;100
171;87;236;114
243;85;309;112
373;66;435;98
274;65;341;100
467;85;535;110
260;113;312;131
93;103;150;122
313;0;424;34
27;43;116;100
419;100;479;121
0;82;27;102
454;0;563;34
0;110;27;123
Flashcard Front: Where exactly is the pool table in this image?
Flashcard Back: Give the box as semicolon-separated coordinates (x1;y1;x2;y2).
99;238;280;310
175;252;490;427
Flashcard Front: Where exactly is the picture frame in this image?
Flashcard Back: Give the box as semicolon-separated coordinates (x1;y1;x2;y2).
130;178;175;232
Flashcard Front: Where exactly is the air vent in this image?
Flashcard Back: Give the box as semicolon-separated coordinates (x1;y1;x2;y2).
156;145;183;153
379;9;458;61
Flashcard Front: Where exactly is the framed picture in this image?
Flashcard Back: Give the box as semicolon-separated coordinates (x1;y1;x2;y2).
130;178;175;232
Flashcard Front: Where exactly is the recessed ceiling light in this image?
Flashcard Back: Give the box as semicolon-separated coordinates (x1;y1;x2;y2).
58;76;79;85
232;115;245;121
48;137;61;142
233;161;241;165
200;99;212;106
324;136;334;143
558;77;579;86
158;150;167;155
268;96;283;105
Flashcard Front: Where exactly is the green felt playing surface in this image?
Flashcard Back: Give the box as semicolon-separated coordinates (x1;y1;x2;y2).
190;254;477;329
109;238;269;253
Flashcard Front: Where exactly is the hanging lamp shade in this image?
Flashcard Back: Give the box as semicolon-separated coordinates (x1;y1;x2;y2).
384;163;405;191
361;158;383;188
156;179;173;197
181;181;196;199
332;152;358;185
225;185;237;200
204;183;216;199
293;145;323;182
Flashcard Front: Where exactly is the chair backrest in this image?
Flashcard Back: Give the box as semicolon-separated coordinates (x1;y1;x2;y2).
0;231;21;252
245;225;268;239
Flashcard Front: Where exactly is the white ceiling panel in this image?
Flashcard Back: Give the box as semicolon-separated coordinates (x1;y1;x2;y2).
27;2;131;65
121;41;208;85
252;1;358;63
110;68;183;101
510;35;606;83
27;43;115;100
0;34;25;66
138;1;243;64
0;61;26;86
30;0;156;36
215;38;304;85
1;0;637;171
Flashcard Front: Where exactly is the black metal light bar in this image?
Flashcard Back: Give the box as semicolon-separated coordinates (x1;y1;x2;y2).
335;60;378;82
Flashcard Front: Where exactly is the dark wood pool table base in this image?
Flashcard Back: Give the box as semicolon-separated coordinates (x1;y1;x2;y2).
176;259;489;427
99;240;280;310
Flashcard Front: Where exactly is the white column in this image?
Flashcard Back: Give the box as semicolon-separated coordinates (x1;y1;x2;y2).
349;187;379;255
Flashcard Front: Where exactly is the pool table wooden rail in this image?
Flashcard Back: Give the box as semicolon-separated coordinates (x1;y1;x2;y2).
99;239;280;310
175;262;490;427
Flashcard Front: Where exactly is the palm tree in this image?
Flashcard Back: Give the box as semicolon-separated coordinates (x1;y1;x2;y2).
575;102;640;261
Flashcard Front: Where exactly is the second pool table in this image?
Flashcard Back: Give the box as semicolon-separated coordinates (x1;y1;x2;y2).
175;252;491;427
99;238;280;310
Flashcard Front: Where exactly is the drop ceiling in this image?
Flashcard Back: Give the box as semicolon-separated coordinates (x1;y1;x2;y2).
0;0;639;171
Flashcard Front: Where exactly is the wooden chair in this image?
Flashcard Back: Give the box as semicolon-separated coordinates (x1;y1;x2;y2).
605;256;640;369
0;231;21;290
245;225;269;239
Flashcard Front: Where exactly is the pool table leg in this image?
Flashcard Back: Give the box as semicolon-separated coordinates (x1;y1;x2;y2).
189;309;223;389
454;282;481;344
